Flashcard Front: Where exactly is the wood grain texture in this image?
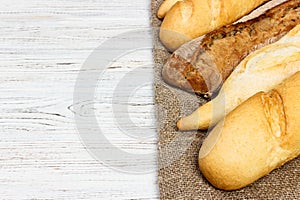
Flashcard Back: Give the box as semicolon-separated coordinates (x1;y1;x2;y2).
0;0;158;199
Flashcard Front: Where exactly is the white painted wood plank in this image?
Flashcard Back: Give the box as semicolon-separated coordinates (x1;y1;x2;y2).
0;0;158;199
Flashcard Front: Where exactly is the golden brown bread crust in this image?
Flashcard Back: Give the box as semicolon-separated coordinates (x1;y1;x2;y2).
162;0;300;96
176;23;300;131
157;0;182;19
159;0;269;51
198;72;300;190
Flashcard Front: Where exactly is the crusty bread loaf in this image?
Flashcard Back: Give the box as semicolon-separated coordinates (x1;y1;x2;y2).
198;71;300;190
162;0;300;96
158;0;269;51
177;24;300;130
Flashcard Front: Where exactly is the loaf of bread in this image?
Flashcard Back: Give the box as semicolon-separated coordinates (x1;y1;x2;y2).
158;0;269;51
177;24;300;130
162;0;300;96
198;71;300;190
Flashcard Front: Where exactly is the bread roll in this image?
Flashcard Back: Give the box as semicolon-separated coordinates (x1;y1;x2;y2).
159;0;269;51
162;0;300;96
177;24;300;130
198;71;300;190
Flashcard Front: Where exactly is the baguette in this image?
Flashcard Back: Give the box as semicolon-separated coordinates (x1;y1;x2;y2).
198;71;300;190
163;0;300;96
177;24;300;130
159;0;269;51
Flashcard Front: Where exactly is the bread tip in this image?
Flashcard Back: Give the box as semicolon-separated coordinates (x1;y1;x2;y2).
159;27;192;52
177;118;194;131
157;9;165;19
176;118;184;130
177;116;201;131
157;0;182;19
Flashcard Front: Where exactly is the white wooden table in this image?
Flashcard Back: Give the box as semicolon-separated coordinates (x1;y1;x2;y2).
0;0;158;199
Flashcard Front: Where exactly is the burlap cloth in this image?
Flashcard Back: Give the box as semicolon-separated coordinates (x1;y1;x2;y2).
151;0;299;199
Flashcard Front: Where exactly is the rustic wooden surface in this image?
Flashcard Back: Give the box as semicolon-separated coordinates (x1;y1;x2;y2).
0;0;158;199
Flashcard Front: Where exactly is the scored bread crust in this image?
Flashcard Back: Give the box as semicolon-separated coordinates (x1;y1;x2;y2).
159;0;269;51
177;24;300;131
198;72;300;190
162;0;300;95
